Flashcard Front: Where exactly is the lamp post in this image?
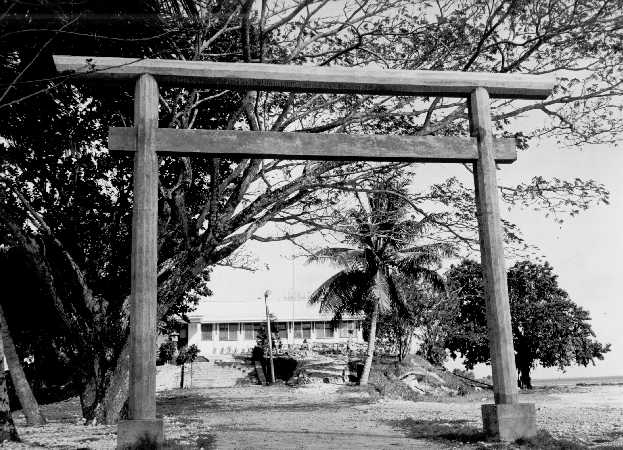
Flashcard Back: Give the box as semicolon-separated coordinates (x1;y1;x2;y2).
264;289;276;384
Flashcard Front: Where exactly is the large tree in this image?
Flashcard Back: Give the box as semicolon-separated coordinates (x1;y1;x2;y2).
444;260;611;388
0;0;619;423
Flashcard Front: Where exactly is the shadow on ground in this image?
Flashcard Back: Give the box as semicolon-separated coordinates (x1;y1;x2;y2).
160;433;217;449
210;425;405;440
387;418;487;443
157;390;371;415
386;419;599;449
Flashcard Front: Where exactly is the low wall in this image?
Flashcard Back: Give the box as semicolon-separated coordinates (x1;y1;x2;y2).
156;364;180;391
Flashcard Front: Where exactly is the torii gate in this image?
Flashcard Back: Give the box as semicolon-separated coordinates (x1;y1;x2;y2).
54;55;554;448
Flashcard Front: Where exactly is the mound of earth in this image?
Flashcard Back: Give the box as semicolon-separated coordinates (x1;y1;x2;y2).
287;352;491;400
368;354;491;399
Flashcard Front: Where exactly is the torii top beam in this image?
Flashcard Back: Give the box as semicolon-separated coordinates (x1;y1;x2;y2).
53;55;555;100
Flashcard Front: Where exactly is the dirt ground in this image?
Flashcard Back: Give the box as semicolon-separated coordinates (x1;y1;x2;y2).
2;383;622;449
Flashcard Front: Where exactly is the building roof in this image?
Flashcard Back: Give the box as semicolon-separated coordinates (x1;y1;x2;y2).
188;294;360;323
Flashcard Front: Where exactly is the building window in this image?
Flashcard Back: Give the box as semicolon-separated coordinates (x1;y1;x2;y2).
339;321;356;338
315;322;334;339
243;323;262;340
219;323;239;341
275;322;288;340
293;322;312;339
201;324;213;341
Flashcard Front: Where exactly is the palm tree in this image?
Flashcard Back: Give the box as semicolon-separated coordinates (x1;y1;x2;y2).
308;178;453;385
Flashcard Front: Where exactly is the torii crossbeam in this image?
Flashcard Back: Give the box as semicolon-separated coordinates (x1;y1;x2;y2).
54;55;555;449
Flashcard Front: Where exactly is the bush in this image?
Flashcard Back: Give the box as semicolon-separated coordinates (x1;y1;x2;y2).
271;357;298;381
255;324;282;354
251;346;263;361
257;355;297;382
157;341;177;365
176;344;200;365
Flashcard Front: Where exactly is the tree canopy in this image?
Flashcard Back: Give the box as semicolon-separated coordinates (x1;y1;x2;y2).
444;260;611;388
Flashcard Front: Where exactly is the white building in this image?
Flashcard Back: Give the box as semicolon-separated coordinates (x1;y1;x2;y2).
183;294;364;356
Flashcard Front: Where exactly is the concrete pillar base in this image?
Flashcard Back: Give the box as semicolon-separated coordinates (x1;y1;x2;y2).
482;403;536;442
117;419;164;449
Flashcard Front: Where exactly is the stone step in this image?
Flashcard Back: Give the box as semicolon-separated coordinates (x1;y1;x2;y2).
156;362;258;390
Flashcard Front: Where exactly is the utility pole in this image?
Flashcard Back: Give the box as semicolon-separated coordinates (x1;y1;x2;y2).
264;290;276;384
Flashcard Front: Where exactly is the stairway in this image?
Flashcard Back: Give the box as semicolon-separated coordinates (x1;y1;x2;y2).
181;360;258;388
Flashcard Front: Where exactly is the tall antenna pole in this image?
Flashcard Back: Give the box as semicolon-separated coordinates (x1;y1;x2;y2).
264;290;275;383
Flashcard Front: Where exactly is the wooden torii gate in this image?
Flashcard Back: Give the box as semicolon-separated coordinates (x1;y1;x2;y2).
54;55;554;448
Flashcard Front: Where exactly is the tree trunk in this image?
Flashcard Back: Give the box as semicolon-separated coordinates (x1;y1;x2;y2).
0;305;45;426
80;372;107;425
101;340;130;425
98;251;200;424
0;335;19;442
359;300;379;386
395;318;404;362
518;364;533;390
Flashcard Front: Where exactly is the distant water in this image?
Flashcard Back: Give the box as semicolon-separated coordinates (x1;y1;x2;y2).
532;375;623;387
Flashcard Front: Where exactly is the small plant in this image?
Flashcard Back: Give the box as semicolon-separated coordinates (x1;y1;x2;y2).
176;344;200;365
176;345;201;389
255;324;281;355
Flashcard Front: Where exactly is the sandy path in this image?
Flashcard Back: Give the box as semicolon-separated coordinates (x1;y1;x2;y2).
2;384;622;449
159;385;457;449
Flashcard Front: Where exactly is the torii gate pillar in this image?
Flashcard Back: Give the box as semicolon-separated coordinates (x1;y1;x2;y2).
117;74;164;448
470;87;536;440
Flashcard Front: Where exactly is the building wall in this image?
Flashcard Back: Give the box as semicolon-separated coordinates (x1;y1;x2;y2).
187;319;363;356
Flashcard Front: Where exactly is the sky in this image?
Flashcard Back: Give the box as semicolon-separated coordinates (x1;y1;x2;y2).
500;142;623;379
207;138;623;380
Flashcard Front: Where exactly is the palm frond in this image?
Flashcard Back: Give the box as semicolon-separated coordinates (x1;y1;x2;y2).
395;217;433;236
400;266;446;292
399;242;456;259
308;269;372;317
306;247;366;269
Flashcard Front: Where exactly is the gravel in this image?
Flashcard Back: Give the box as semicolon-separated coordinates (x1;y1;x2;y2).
1;384;621;449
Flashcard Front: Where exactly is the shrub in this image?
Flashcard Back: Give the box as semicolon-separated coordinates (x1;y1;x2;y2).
157;341;177;365
251;346;263;361
176;344;200;365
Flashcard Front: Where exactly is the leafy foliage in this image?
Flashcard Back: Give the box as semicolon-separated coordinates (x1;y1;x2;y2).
376;277;448;362
309;177;452;314
255;320;282;354
176;344;200;365
444;260;611;388
157;341;177;365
